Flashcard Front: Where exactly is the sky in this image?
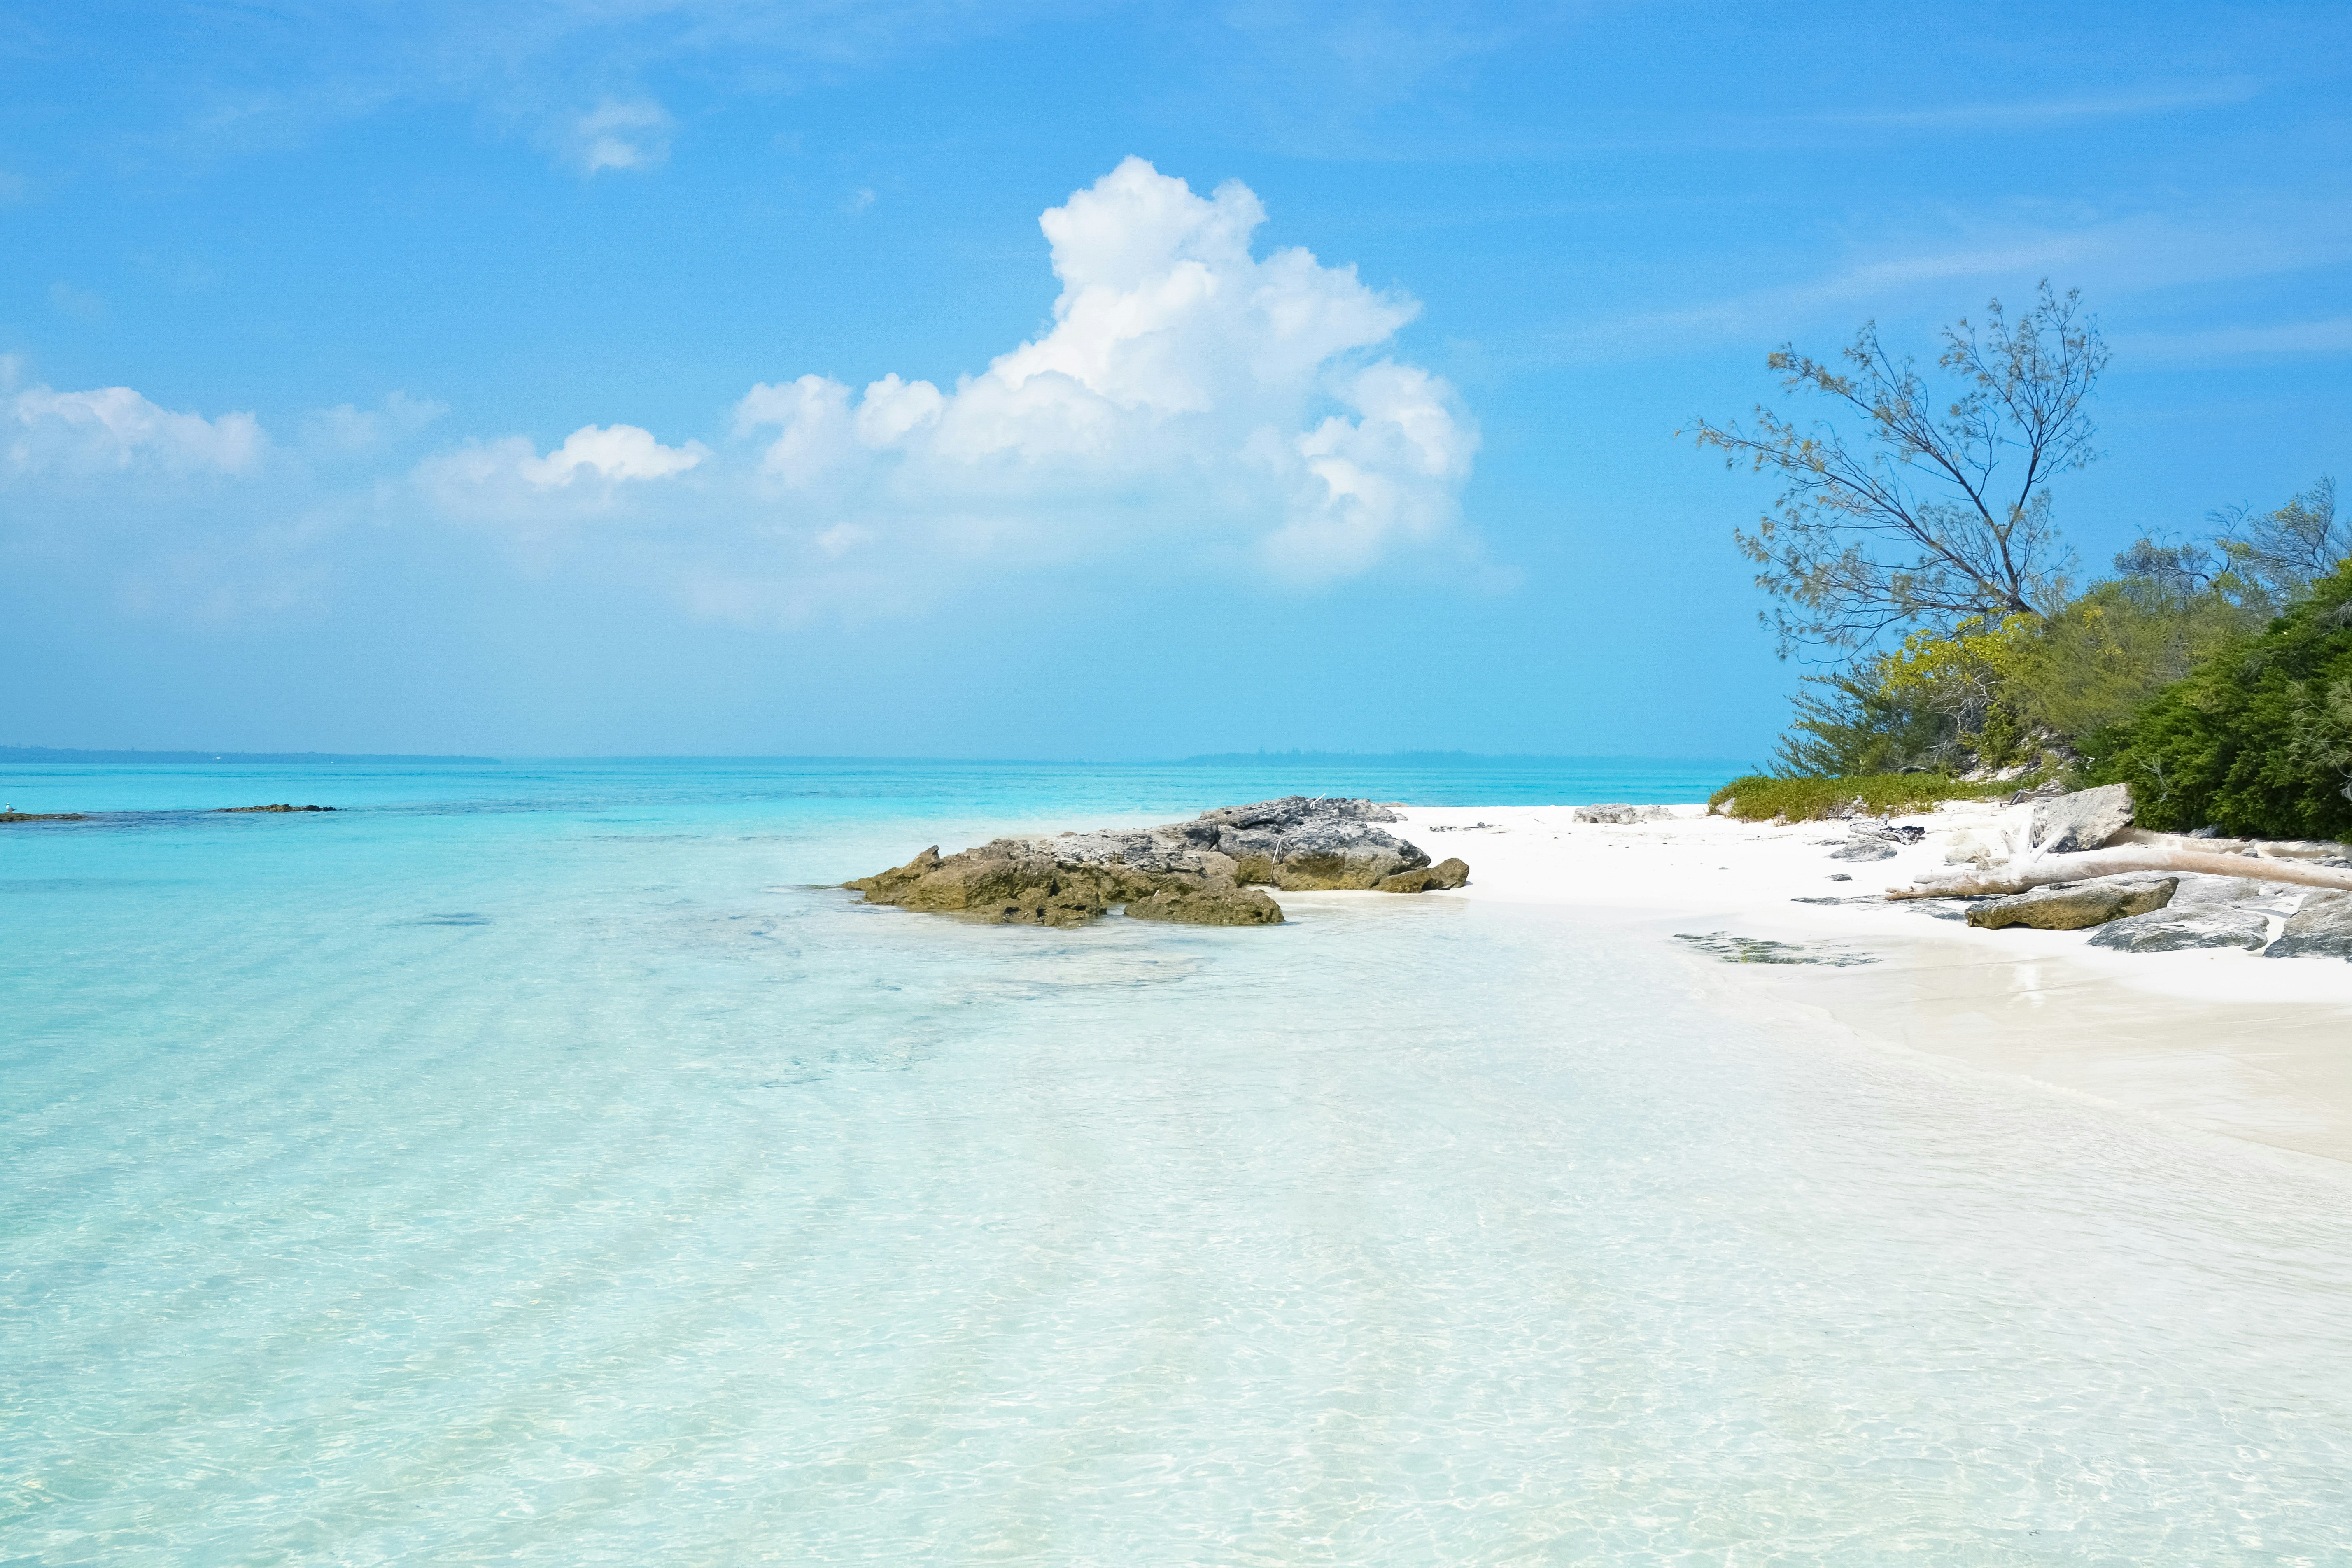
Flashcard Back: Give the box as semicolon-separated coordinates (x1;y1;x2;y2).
2;0;2347;760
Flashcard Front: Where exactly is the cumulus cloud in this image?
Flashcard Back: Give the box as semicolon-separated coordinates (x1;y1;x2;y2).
2;362;268;477
568;98;671;173
416;423;709;531
413;158;1481;619
721;156;1478;591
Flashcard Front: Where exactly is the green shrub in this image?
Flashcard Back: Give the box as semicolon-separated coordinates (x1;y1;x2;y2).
2082;559;2352;839
1706;772;2033;823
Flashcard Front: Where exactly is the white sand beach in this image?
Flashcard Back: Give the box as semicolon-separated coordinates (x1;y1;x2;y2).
1382;801;2352;1167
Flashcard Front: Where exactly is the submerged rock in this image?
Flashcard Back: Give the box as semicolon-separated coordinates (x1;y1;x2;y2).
1966;875;2177;931
2266;891;2352;960
218;803;336;813
2027;783;2133;855
845;797;1459;927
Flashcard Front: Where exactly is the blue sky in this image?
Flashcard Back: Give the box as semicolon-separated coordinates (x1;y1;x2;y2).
3;0;2346;759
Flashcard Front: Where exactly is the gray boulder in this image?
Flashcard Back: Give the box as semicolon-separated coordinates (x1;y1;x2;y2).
1188;800;1430;890
2265;890;2352;960
1193;796;1402;830
1242;818;1429;890
1966;875;2177;931
2028;783;2135;854
1829;839;1897;862
2087;906;2271;953
1573;803;1673;825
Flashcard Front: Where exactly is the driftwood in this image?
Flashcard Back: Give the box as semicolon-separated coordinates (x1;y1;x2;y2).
1891;846;2352;901
2112;827;2347;861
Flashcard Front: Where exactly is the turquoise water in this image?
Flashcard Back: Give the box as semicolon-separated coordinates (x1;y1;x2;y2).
6;760;2351;1564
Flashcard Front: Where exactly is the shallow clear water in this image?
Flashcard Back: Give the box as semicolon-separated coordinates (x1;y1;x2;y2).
6;761;2351;1564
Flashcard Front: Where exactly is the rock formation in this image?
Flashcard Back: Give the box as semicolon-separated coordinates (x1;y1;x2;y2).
2087;906;2271;952
844;797;1465;927
2026;782;2133;854
2266;891;2352;960
1965;875;2177;931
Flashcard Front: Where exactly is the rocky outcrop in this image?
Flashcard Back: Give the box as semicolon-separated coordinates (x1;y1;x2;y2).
845;797;1461;927
844;843;1146;927
1182;797;1427;890
1123;880;1284;926
2028;783;2133;855
218;803;336;813
1965;875;2177;931
2265;891;2352;960
2086;905;2271;952
1375;857;1470;893
0;811;86;822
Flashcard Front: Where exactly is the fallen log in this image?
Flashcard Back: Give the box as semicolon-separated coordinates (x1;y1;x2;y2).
1890;846;2352;901
2112;827;2347;861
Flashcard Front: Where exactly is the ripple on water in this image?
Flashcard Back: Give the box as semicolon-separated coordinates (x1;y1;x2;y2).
3;780;2350;1565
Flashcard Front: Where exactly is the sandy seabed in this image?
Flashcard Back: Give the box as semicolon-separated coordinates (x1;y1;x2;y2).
1381;800;2352;1167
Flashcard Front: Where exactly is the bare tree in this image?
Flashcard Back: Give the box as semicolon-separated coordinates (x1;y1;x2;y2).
1683;282;2107;659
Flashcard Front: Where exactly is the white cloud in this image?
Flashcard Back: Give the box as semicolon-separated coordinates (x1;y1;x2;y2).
415;423;709;530
302;390;448;453
569;98;671;173
2112;315;2352;363
415;158;1480;617
3;366;268;477
523;423;708;485
715;156;1478;592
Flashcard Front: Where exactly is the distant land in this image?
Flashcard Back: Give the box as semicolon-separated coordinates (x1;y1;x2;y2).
1;747;500;765
1175;750;1754;767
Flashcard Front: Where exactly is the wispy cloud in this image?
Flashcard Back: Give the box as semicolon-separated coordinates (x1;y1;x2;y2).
566;97;671;173
1568;197;2352;359
2113;315;2352;363
1798;79;2260;134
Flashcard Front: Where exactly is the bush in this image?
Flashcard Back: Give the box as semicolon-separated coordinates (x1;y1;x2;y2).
1706;772;2030;822
2082;559;2352;839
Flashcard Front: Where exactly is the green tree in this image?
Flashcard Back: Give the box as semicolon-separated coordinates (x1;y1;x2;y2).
2083;558;2352;839
1685;282;2106;659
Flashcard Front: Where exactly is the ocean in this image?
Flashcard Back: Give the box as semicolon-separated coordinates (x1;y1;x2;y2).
5;758;2350;1564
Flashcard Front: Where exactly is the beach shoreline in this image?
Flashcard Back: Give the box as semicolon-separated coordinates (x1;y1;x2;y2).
1382;801;2352;1167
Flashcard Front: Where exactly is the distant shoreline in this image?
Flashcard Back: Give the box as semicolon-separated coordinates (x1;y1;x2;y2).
1;748;501;765
2;748;1753;770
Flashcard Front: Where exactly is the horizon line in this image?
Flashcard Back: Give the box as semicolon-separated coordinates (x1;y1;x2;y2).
4;746;1759;768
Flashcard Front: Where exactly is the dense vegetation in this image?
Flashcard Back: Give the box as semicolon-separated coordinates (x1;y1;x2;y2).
1693;288;2347;838
1706;772;2028;823
2082;558;2352;839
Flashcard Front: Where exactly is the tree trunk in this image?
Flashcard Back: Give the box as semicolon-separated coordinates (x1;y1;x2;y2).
1891;847;2352;900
